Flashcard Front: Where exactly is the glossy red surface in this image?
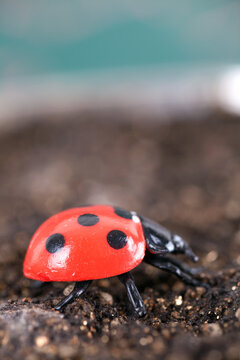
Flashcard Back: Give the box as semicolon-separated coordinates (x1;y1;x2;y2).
23;205;146;281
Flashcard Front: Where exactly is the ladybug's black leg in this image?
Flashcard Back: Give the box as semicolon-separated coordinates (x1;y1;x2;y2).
155;255;203;276
55;280;92;311
118;272;146;317
144;252;209;288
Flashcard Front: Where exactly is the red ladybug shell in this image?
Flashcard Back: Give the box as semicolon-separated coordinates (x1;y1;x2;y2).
23;205;146;281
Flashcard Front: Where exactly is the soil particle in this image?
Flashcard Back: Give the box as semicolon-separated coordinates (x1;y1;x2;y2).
0;113;240;359
201;323;223;337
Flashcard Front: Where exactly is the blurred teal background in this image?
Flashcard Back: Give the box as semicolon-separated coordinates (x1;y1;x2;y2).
1;1;240;79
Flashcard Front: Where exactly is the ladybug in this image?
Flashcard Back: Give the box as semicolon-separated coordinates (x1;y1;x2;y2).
24;205;207;317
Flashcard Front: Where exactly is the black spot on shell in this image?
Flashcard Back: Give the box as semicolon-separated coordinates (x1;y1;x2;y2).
46;233;65;253
78;213;99;226
107;230;128;250
114;207;132;220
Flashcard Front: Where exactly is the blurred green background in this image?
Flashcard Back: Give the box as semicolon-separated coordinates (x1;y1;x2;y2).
1;0;240;79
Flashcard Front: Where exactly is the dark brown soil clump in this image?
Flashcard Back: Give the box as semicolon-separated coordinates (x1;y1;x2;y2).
0;113;239;359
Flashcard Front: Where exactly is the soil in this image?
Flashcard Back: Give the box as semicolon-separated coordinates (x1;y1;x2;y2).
0;113;239;360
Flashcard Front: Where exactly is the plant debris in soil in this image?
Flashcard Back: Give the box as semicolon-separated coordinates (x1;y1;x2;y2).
0;113;239;359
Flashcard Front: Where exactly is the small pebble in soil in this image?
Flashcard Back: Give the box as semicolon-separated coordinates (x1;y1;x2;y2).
205;250;218;263
35;335;49;347
201;323;223;337
99;291;113;305
174;296;183;306
235;308;240;320
63;283;75;296
139;336;153;346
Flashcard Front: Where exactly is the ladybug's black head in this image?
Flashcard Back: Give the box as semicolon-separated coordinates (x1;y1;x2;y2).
140;215;198;262
172;234;198;262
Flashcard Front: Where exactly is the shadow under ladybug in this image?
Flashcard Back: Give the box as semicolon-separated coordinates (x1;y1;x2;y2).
24;205;209;317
